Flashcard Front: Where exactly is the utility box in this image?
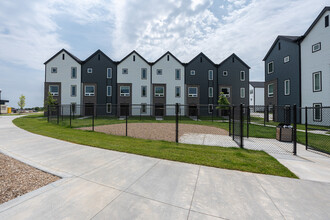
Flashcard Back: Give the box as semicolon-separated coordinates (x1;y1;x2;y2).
276;124;292;142
7;107;11;114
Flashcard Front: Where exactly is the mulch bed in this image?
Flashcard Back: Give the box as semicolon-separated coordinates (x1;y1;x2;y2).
0;153;60;204
79;123;228;142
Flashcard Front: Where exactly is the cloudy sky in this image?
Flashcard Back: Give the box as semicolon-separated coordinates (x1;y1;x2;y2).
0;0;328;107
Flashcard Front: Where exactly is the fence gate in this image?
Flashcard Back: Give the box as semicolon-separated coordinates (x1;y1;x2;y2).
232;104;243;148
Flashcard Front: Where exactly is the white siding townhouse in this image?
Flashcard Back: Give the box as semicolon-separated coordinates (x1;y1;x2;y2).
151;52;185;116
44;49;82;115
117;51;152;116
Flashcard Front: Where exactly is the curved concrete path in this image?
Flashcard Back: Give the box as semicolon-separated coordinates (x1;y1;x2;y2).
0;116;330;220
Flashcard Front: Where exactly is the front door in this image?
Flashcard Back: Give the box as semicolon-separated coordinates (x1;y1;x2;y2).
155;104;164;117
85;103;94;116
189;105;198;116
120;104;129;116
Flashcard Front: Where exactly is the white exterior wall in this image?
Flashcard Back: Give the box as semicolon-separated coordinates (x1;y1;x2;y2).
249;85;254;106
152;54;185;116
254;88;264;106
45;51;81;115
301;10;330;125
117;52;151;116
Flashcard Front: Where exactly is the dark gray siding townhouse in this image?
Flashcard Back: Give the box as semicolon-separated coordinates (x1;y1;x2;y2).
82;50;117;116
185;53;218;116
218;53;250;107
263;36;301;123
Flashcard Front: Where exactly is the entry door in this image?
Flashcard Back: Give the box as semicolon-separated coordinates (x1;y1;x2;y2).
189;105;198;116
120;104;129;116
155;104;164;117
85;103;94;116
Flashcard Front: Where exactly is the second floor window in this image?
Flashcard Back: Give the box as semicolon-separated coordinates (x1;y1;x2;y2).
175;86;181;97
71;85;76;97
268;61;274;74
49;85;59;96
240;71;245;81
155;86;164;97
107;86;112;96
107;68;112;79
120;86;130;96
313;71;322;92
268;84;274;97
208;70;213;80
221;87;230;97
312;42;321;53
71;67;77;79
208;87;213;98
85;85;95;96
240;88;245;98
141;68;147;79
175;69;181;80
188;87;198;97
284;80;290;95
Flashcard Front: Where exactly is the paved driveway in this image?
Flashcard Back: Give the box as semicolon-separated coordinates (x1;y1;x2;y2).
0;116;330;219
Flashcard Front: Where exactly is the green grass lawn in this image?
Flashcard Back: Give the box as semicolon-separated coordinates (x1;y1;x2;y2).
13;114;297;178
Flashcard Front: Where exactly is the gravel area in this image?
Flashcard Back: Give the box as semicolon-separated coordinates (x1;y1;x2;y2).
79;123;228;142
0;153;60;204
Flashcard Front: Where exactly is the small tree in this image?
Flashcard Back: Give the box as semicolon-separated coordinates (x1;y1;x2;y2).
17;94;26;113
217;92;230;116
44;92;57;113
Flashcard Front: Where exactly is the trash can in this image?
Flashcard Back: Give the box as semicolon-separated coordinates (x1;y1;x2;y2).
276;124;292;142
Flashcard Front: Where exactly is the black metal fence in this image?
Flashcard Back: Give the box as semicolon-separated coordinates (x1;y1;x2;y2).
46;103;330;156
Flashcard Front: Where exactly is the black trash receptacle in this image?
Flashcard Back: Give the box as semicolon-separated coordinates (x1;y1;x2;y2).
276;123;292;142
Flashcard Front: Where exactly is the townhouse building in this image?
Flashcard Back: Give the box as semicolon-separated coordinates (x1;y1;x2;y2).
82;50;117;116
151;51;185;116
117;51;152;116
44;49;82;115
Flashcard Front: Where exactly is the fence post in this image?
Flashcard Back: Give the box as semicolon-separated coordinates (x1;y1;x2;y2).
293;104;297;155
247;106;250;138
47;105;50;122
211;105;214;122
229;106;231;136
175;103;179;143
126;106;128;136
232;105;235;140
305;106;308;150
57;105;59;125
92;107;95;132
272;104;275;122
264;105;267;126
240;104;244;148
70;104;72;128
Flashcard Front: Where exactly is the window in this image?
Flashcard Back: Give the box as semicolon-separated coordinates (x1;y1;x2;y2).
141;68;147;79
240;71;245;81
133;55;135;61
106;103;112;113
122;68;128;74
221;88;230;97
278;42;281;50
240;88;245;98
141;104;147;113
223;71;228;76
107;86;112;96
232;57;235;62
268;84;274;97
157;69;162;75
190;70;195;76
284;80;290;95
175;86;181;97
155;86;164;97
141;86;147;97
200;56;203;62
208;87;213;98
313;71;322;92
312;42;321;53
107;68;112;79
71;85;77;97
284;56;290;63
71;67;77;79
71;103;76;114
120;86;130;96
188;87;198;97
268;61;274;74
51;67;57;73
208;104;213;113
175;69;181;80
208;70;213;80
167;55;170;61
313;103;322;121
325;15;329;27
62;54;65;60
87;68;93;73
85;85;95;96
49;85;59;96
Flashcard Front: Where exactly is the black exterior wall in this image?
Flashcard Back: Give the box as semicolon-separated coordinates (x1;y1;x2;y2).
218;54;250;107
185;53;218;116
82;50;117;116
264;38;301;123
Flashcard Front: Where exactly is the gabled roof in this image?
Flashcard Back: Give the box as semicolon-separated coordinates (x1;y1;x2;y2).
187;52;217;67
152;51;184;66
250;81;264;88
219;53;250;69
262;35;300;61
302;6;330;38
119;50;151;65
83;49;114;64
44;48;82;64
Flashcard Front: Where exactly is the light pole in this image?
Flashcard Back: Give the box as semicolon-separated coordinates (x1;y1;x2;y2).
0;89;2;115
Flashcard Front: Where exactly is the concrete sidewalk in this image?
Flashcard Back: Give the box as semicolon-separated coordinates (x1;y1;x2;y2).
0;116;330;219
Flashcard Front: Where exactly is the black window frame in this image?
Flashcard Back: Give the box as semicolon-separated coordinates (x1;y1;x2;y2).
313;103;322;122
312;42;321;53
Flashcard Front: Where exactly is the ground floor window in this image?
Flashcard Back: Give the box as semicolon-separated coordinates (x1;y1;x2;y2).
240;88;245;98
313;103;322;122
141;103;147;113
208;104;213;114
268;84;274;97
106;103;112;113
71;103;76;114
